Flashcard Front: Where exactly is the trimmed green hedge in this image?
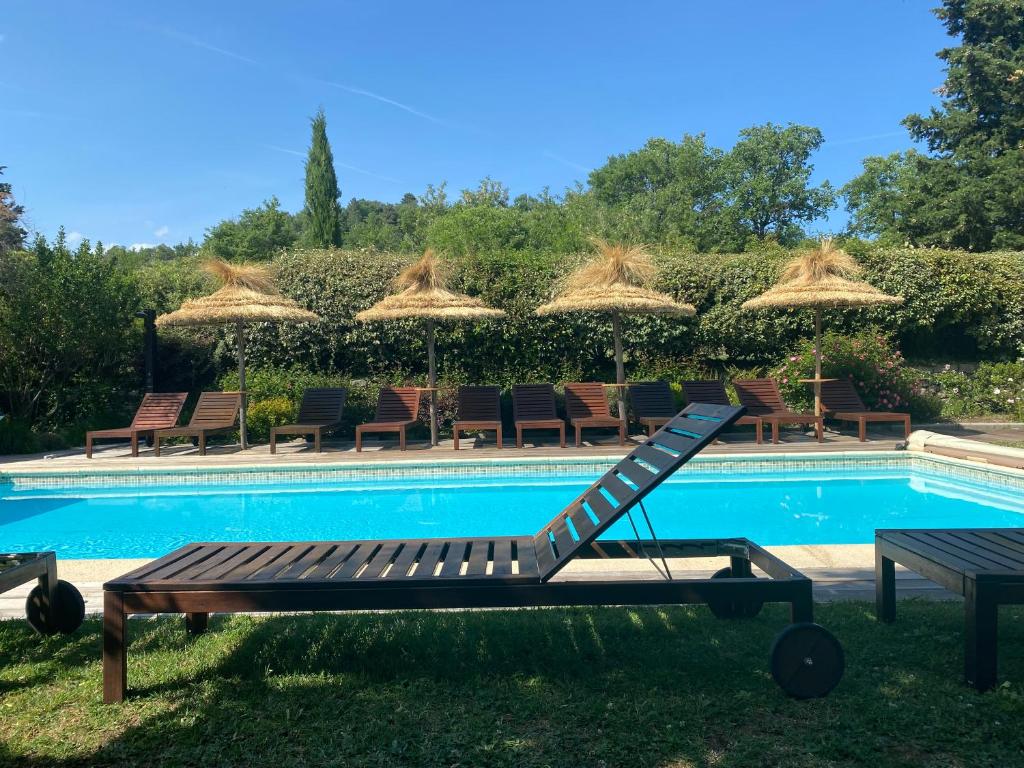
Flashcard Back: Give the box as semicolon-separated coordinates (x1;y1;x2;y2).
203;247;1024;389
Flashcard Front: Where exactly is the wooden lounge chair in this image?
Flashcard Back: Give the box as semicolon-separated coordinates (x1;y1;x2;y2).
453;386;502;450
820;379;910;442
270;388;347;454
152;392;242;456
876;528;1024;690
512;384;566;448
732;379;822;444
628;381;678;437
86;392;187;458
102;403;846;703
1;551;84;635
565;382;626;446
680;381;763;444
355;387;420;452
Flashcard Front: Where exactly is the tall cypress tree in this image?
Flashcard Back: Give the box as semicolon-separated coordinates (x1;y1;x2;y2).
302;108;342;248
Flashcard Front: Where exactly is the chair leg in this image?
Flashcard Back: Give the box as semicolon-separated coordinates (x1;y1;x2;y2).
86;436;93;459
453;428;460;451
559;425;566;449
314;430;321;453
858;418;866;442
130;434;139;458
270;431;277;454
618;422;626;445
154;436;161;457
356;429;363;452
496;425;503;449
199;433;207;456
516;426;523;449
903;416;911;439
575;425;582;448
772;421;780;444
103;592;127;704
399;427;406;451
755;421;763;445
816;418;824;443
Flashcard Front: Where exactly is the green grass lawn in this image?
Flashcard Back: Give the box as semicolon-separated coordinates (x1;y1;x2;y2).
1;602;1023;767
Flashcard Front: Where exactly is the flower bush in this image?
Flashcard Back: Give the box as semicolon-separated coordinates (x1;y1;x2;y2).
920;361;1024;420
774;331;939;420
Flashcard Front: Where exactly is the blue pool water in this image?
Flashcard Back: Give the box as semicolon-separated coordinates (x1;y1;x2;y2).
2;466;1024;559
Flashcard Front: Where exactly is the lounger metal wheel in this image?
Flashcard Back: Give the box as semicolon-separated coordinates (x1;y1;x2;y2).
707;566;764;619
25;580;85;635
769;622;844;699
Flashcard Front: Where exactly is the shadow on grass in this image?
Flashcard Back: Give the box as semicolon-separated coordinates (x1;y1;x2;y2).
2;602;1024;767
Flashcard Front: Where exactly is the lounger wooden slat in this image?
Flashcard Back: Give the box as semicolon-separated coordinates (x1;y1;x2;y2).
947;530;1024;564
733;379;821;444
628;381;677;436
86;392;188;458
356;388;420;452
680;381;764;444
153;392;242;457
270;388;347;453
453;386;503;450
977;531;1024;559
929;531;1024;570
466;540;491;576
512;384;566;448
106;403;829;706
564;382;626;446
492;538;514;576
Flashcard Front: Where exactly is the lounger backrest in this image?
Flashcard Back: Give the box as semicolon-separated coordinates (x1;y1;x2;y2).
532;402;746;581
296;388;347;424
732;379;787;415
128;392;187;430
512;384;558;421
680;380;731;407
628;381;677;419
457;386;501;421
188;392;241;428
820;379;867;412
564;382;613;420
375;387;420;422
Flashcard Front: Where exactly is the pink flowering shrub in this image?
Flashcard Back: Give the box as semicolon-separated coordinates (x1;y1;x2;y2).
922;361;1024;421
775;331;939;420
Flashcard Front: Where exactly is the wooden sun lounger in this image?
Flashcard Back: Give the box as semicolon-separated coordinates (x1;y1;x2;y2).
355;388;420;452
86;392;187;458
103;403;846;703
270;388;347;454
876;528;1024;690
0;552;84;635
680;381;763;444
821;379;911;442
512;384;566;448
453;386;502;450
628;381;677;436
153;392;241;456
564;382;626;446
733;379;822;444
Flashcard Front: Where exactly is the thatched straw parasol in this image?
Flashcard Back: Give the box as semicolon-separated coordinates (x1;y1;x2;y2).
157;259;320;449
742;238;902;416
536;239;695;419
355;249;504;446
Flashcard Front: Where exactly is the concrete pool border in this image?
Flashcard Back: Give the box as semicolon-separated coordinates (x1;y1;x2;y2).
4;449;1024;492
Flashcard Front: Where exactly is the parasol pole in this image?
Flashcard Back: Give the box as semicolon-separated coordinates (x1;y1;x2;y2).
611;311;627;421
236;320;248;450
426;319;438;446
813;307;823;417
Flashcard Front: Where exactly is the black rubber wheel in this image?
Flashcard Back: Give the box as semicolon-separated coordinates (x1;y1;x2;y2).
770;622;845;699
707;566;764;619
25;580;86;636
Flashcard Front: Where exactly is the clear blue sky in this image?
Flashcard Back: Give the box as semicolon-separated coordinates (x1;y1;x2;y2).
2;1;949;249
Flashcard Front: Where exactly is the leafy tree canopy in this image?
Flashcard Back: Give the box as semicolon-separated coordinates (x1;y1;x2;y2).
0;166;27;255
203;197;301;261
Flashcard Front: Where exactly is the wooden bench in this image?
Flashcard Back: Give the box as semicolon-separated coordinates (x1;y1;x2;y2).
875;528;1024;690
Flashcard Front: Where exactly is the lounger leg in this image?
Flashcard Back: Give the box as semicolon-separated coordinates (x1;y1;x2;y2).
618;422;626;445
858;417;866;442
965;579;998;691
399;427;406;451
496;425;502;449
575;425;582;448
875;547;896;623
453;429;460;451
559;425;566;449
755;421;763;445
314;430;321;453
130;434;139;457
356;429;363;452
816;418;824;443
648;423;656;437
903;416;911;439
771;422;780;444
516;426;523;449
154;436;161;457
86;435;93;459
185;612;208;636
199;433;207;456
790;579;814;624
270;430;277;455
103;592;127;704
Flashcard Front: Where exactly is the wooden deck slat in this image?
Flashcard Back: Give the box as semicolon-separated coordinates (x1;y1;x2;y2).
466;540;491;576
385;541;425;579
492;538;513;576
331;543;378;580
515;539;538;577
440;541;468;577
359;542;402;579
304;544;359;580
144;545;227;581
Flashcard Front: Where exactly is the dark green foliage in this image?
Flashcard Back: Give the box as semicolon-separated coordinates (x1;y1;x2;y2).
845;0;1024;249
203;197;301;261
302;109;342;248
922;360;1024;419
0;166;27;255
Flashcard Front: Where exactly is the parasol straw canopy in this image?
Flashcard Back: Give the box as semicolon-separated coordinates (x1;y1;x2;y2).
741;239;902;417
355;249;504;323
536;240;695;318
536;240;695;420
741;239;902;311
156;259;320;449
156;260;319;327
356;249;505;446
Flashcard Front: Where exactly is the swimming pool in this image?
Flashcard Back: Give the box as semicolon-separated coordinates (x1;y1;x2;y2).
2;453;1024;559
